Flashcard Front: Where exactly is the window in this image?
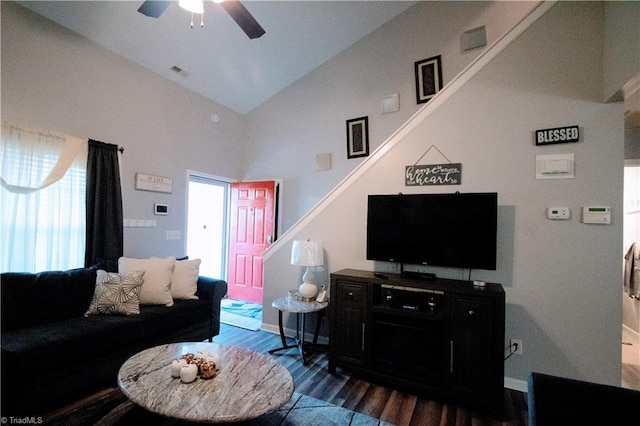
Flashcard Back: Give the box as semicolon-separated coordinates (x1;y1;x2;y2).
1;124;87;272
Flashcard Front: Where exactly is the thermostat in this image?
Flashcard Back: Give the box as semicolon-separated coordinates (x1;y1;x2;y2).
582;206;610;224
154;203;168;215
547;207;570;220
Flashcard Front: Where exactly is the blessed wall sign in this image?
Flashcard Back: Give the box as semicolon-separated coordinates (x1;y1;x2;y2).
405;163;462;186
535;125;580;145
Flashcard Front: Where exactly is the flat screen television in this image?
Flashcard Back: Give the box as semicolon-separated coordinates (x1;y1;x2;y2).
366;192;498;270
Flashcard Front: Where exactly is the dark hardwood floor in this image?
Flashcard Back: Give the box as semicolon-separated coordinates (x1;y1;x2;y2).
213;323;529;426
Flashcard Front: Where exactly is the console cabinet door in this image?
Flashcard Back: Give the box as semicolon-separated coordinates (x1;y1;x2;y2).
329;280;368;370
448;295;503;411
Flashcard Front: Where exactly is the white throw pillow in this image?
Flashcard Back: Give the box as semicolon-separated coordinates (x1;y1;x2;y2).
171;258;201;300
118;256;175;307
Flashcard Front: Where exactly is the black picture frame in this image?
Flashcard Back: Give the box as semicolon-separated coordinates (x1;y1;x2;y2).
415;55;442;104
346;116;369;159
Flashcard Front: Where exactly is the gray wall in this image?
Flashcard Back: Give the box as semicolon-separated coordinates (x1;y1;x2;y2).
258;1;626;388
244;0;538;231
2;1;633;389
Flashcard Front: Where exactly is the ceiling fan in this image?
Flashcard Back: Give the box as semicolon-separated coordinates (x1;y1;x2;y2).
137;0;265;40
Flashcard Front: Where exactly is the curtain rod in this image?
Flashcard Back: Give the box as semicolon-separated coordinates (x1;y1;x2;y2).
3;122;125;154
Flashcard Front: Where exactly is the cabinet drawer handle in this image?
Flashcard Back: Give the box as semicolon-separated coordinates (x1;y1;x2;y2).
450;340;454;373
361;323;366;352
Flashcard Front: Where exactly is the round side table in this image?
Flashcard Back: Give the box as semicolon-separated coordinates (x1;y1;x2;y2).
268;297;328;364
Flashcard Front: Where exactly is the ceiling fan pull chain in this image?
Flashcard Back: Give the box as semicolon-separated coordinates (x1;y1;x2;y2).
200;13;204;28
190;12;194;29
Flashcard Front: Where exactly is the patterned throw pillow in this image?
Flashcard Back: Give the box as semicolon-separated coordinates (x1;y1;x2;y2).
85;270;145;316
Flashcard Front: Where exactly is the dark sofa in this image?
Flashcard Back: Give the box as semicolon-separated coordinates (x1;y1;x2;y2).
528;372;640;426
0;266;227;416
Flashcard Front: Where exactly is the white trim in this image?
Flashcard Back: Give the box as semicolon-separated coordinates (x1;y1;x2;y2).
186;169;236;184
622;72;640;100
504;377;528;393
263;0;557;261
260;323;330;346
623;323;640;340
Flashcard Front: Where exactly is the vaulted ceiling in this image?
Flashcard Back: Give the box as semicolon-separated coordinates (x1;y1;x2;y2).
20;1;417;114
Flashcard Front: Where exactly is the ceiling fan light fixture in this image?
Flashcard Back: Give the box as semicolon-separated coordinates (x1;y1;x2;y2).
179;0;204;14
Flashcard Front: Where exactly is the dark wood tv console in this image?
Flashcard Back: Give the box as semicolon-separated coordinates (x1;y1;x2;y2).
328;268;505;413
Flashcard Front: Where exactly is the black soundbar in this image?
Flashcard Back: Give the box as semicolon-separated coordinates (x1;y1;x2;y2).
402;271;437;280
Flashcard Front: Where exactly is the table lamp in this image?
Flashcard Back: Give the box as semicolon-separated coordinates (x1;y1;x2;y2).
291;240;323;302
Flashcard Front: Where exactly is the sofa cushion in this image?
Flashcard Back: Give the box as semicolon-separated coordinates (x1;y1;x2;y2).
0;267;97;332
528;372;640;426
135;298;211;341
1;315;144;372
118;256;175;306
85;270;145;316
171;258;201;300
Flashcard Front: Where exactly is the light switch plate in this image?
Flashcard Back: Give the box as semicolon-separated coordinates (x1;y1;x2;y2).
536;153;575;179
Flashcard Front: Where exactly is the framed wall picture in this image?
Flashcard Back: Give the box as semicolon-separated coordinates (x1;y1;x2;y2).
414;55;442;104
346;116;369;159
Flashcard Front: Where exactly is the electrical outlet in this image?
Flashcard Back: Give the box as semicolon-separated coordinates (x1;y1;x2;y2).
510;338;523;355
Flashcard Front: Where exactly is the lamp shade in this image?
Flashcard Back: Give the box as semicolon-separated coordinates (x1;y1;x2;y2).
291;240;323;267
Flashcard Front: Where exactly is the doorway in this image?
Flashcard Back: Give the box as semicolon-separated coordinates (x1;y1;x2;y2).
186;172;231;280
186;175;279;306
622;161;640;390
227;180;278;304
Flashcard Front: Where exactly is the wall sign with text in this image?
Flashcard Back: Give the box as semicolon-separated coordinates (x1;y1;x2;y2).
405;163;462;186
535;125;580;146
135;173;173;193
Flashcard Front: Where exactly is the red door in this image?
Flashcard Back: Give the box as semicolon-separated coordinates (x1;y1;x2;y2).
227;181;276;303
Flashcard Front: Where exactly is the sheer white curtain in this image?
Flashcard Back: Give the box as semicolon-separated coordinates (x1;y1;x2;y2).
1;123;87;272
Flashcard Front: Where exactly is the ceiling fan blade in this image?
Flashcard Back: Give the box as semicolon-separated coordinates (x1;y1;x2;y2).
137;1;171;18
221;0;266;39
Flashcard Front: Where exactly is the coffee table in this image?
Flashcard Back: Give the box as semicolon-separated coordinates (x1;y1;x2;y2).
118;342;294;423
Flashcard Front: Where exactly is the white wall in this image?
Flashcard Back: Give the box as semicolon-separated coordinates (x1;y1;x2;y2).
1;1;245;261
260;1;625;387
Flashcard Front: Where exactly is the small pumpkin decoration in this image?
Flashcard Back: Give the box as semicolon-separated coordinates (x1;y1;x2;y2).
200;361;219;380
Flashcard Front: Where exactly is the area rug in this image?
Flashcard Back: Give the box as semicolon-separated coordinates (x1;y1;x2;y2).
46;388;391;425
220;298;262;331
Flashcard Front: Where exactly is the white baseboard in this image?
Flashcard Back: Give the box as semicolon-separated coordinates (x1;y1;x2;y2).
260;323;329;345
623;323;640;340
504;377;528;393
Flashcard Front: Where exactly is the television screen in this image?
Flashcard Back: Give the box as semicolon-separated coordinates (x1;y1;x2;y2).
366;192;497;270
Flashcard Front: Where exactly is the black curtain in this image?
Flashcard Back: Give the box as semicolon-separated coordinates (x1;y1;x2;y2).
85;139;123;268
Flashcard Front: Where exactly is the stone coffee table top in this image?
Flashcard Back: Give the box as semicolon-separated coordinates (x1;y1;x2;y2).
118;342;294;423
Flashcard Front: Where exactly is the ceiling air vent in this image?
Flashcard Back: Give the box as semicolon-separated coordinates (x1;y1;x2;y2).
170;65;189;78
